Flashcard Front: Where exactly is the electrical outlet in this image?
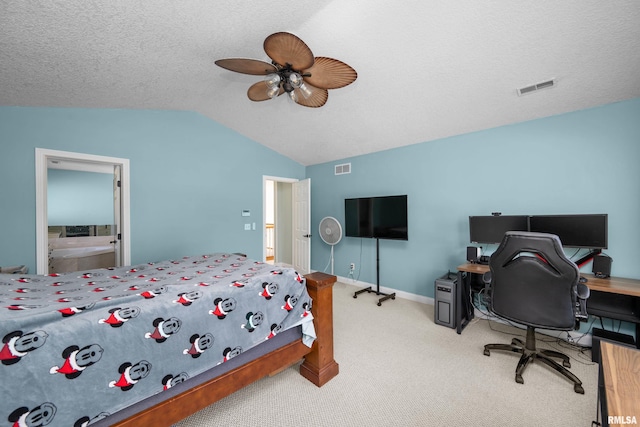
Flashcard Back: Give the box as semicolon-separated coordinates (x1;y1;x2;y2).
349;262;355;271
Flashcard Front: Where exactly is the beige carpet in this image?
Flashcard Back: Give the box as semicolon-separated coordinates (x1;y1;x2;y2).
174;281;599;427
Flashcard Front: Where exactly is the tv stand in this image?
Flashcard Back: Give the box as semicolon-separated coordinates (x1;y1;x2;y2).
353;238;396;306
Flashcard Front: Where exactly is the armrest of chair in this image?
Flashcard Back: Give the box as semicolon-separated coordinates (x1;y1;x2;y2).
482;271;492;285
574;282;590;323
576;282;590;300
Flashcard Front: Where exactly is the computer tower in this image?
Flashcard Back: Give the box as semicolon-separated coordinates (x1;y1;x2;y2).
435;273;456;328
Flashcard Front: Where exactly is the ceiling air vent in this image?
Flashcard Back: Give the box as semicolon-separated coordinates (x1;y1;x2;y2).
335;163;351;175
517;78;556;96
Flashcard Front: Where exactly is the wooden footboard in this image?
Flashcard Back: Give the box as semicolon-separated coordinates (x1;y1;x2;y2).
112;272;338;427
300;272;339;386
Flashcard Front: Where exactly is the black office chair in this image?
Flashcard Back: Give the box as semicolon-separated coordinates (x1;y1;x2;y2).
482;231;590;394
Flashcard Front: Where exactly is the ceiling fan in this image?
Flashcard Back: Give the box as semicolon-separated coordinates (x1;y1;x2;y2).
215;32;357;108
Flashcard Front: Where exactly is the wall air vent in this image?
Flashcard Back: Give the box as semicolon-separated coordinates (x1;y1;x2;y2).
517;78;556;96
334;163;351;175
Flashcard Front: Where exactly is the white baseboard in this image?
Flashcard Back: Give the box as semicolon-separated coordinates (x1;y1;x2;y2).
334;274;435;306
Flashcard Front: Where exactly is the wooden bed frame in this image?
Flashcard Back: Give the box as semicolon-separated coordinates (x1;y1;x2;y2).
112;272;338;426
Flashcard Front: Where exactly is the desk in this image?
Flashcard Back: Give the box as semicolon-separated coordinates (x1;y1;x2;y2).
455;262;640;344
584;274;640;298
597;341;640;426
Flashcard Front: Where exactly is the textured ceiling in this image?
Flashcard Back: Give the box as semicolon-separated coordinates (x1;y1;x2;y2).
2;1;640;166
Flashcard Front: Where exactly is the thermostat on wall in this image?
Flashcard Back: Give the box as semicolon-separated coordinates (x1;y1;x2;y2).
241;210;251;217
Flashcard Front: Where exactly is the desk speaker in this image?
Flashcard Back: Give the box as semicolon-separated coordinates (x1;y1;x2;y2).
592;254;612;279
466;246;480;263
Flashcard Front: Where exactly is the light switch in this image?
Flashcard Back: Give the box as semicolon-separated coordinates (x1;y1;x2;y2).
244;224;251;231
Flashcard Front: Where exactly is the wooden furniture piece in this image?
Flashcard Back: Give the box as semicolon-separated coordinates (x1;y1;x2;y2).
582;273;640;349
112;272;338;427
300;272;340;386
456;262;640;345
584;274;640;298
597;341;640;426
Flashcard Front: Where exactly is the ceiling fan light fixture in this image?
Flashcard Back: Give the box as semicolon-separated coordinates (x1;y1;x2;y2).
264;73;281;89
282;79;294;93
288;72;303;87
266;85;280;99
298;82;312;99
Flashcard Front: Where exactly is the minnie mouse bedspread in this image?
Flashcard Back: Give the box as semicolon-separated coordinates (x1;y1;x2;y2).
0;253;314;427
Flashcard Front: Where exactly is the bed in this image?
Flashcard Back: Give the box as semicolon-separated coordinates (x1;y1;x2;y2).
0;253;338;426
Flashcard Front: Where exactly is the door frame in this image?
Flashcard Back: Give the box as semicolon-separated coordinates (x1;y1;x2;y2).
262;175;299;263
35;148;131;274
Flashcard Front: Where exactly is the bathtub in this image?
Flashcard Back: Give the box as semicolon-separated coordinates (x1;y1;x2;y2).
50;245;115;259
49;245;116;273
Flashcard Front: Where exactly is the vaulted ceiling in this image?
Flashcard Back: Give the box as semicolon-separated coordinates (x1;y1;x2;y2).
2;1;639;165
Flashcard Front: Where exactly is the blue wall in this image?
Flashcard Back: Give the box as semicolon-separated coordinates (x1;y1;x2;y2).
307;98;640;298
2;100;639;298
0;107;305;271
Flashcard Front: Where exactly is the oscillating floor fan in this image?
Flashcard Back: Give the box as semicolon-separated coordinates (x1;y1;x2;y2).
319;216;343;274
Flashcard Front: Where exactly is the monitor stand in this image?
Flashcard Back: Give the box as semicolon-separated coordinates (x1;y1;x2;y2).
353;238;396;306
575;249;602;268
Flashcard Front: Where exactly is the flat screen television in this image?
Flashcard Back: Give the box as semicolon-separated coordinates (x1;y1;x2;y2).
528;214;608;249
345;195;408;240
469;215;529;244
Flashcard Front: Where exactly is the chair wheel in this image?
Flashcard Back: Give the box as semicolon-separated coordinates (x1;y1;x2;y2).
484;349;490;356
574;384;584;394
377;302;381;306
563;360;571;368
353;295;357;299
515;374;524;384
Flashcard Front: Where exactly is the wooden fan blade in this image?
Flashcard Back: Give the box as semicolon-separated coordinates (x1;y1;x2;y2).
215;58;277;75
293;82;328;108
247;81;283;101
303;57;357;89
264;32;314;70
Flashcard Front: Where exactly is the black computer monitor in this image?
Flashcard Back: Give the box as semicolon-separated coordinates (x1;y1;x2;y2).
528;214;608;249
469;215;529;245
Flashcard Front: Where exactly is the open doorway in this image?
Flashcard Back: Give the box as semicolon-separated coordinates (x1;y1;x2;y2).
263;176;311;274
264;178;293;266
35;148;131;274
47;167;117;273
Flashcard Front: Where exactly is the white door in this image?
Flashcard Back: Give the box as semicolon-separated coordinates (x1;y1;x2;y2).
292;178;311;274
113;165;122;267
